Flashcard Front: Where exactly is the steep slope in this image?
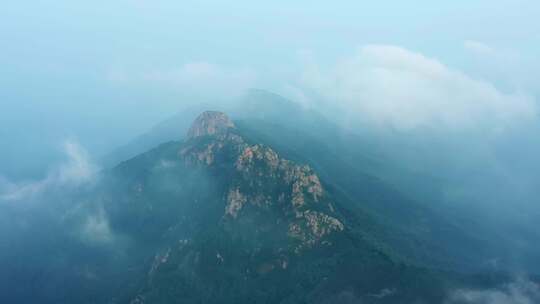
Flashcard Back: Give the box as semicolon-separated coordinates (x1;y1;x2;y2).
234;119;496;272
101;111;449;303
99;90;509;272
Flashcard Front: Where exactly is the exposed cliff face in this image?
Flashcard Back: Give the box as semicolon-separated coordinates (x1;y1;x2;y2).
186;111;235;139
180;112;344;252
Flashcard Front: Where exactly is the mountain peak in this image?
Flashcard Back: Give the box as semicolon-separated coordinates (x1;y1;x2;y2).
187;111;235;139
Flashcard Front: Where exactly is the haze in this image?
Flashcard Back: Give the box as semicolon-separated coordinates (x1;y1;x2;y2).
1;2;540;303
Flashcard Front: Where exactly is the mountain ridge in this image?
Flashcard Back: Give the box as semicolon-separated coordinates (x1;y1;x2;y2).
105;94;502;272
101;111;449;303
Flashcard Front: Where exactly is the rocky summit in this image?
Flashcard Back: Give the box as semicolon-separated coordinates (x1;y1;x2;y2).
180;112;344;254
186;111;235;139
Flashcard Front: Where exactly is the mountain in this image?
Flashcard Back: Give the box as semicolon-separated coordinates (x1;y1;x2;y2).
100;90;507;273
1;109;533;303
99;111;455;303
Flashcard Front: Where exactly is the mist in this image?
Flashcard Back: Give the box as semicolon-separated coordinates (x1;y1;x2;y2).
2;0;539;177
1;1;540;303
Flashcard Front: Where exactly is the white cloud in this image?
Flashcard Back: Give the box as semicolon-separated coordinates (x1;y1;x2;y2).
0;176;45;201
446;278;540;304
299;45;537;131
80;207;114;245
0;140;97;202
280;84;311;109
58;141;97;184
108;62;257;99
464;40;495;55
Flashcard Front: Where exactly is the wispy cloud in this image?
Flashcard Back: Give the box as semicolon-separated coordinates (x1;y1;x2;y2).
0;140;98;202
464;40;495;55
79;206;114;245
107;62;257;99
297;45;537;132
446;278;540;304
57;141;97;184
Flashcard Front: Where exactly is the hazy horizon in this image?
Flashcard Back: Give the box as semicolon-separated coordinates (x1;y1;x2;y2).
2;1;540;179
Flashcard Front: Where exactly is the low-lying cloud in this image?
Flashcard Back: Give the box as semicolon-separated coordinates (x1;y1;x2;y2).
80;206;115;245
0;140;97;202
0;140;120;247
446;278;540;304
298;45;537;132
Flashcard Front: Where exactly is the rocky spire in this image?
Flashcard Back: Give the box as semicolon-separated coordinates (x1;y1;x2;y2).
187;111;235;139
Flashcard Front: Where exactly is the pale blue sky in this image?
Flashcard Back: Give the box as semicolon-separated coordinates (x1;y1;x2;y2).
1;1;539;178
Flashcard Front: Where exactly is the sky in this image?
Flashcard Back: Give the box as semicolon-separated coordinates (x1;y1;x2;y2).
1;0;539;179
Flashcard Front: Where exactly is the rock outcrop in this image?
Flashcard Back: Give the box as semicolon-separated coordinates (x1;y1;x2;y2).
186;111;235;139
181;111;344;252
